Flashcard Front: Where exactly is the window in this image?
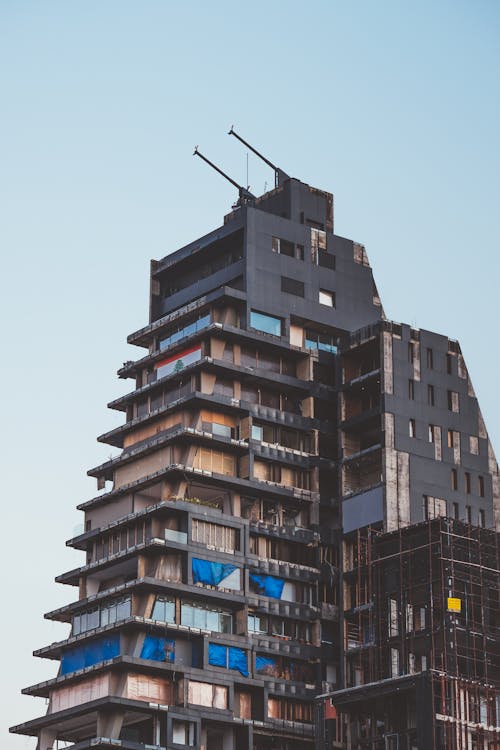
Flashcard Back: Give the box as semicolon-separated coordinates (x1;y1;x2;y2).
281;276;304;297
466;505;472;524
151;596;175;623
453;502;459;520
248;612;268;634
159;312;210;351
427;384;435;406
428;425;435;443
479;509;486;528
478;475;485;497
272;236;303;260
465;472;471;494
251;424;263;441
469;436;479;455
425;495;447;519
72;597;131;635
409;418;416;438
305;329;337;354
451;469;458;490
447;390;459;412
250;310;282;337
172;720;196;746
426;347;433;369
408;379;415;400
310;227;327;263
408;342;415;364
319;289;335;307
180;601;232;633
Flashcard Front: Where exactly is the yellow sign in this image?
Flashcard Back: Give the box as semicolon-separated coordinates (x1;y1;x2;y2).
447;597;461;612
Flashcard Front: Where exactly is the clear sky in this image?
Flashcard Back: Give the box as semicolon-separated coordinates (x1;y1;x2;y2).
1;1;499;746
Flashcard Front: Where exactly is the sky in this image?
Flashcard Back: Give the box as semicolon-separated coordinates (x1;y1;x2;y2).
1;1;499;746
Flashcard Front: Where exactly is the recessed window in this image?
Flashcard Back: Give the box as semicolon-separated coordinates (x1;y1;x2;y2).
409;419;416;438
426;348;434;369
478;475;485;497
427;385;435;406
428;425;435;443
453;502;459;520
281;276;304;297
272;236;296;258
305;329;337;354
319;289;335;307
447;390;459;412
250;310;282;337
465;472;471;494
479;509;485;528
469;436;479;455
408;380;415;400
451;469;458;491
466;505;472;524
446;353;453;374
408;342;415;364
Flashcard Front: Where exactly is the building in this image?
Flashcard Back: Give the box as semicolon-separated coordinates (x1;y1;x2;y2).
11;147;499;750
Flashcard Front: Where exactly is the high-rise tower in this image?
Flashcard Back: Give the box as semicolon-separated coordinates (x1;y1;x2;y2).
11;159;499;750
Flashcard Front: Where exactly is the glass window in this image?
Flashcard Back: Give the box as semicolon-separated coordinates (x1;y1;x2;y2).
211;422;232;438
248;612;268;633
159;313;211;351
305;329;337;354
180;602;232;633
152;596;175;623
250;311;282;337
251;424;263;441
319;289;334;307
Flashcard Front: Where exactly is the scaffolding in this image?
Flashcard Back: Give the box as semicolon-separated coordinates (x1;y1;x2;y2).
320;518;499;750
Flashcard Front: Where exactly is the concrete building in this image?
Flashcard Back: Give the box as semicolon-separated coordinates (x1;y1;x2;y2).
11;150;499;750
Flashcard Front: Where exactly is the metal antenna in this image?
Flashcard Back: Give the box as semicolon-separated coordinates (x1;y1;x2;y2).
193;146;255;205
228;126;290;189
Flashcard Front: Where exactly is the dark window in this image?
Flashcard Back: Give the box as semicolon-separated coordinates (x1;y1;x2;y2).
318;250;335;269
451;469;458;490
479;509;485;528
281;276;305;297
447;390;459;412
453;502;459;520
408;380;415;400
427;384;435;406
466;505;472;524
409;419;416;438
426;348;433;369
408;342;414;363
478;475;485;497
465;472;471;494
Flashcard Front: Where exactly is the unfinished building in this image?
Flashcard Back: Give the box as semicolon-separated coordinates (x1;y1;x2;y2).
11;136;499;750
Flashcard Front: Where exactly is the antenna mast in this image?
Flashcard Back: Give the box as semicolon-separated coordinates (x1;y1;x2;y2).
193;146;255;206
228;126;290;189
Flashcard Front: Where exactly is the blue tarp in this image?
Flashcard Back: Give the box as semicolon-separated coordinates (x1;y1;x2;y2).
208;643;249;677
228;646;248;677
61;634;120;675
208;643;227;667
255;655;277;674
249;573;285;599
140;635;175;662
192;557;237;586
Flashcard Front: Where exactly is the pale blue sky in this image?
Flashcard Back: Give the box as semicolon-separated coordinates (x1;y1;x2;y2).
1;2;499;746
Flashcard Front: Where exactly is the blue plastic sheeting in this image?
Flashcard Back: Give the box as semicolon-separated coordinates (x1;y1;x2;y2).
192;558;237;586
208;643;248;676
255;655;277;674
249;573;285;599
208;643;227;667
61;634;120;675
140;635;175;662
228;646;248;677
